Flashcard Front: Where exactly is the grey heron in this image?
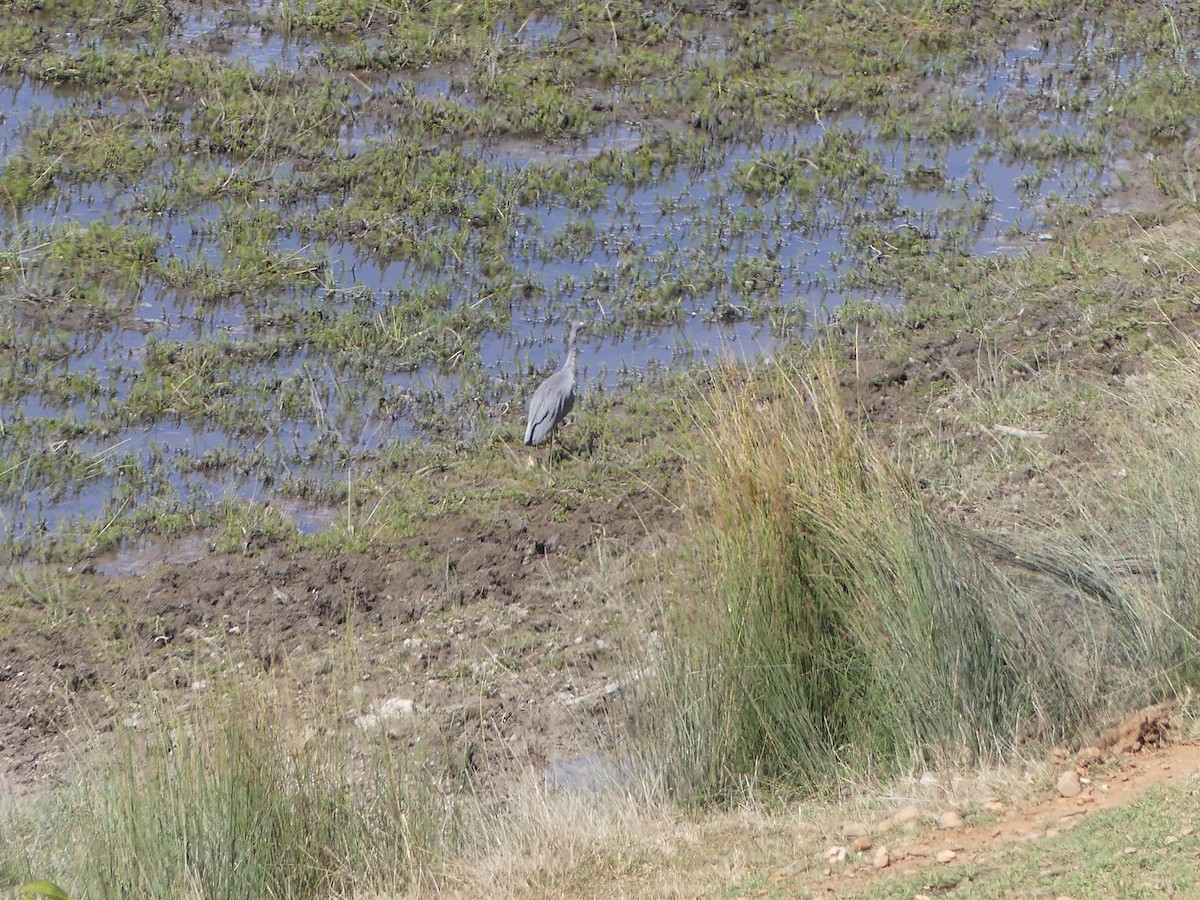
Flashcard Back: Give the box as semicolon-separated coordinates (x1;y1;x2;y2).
524;321;583;454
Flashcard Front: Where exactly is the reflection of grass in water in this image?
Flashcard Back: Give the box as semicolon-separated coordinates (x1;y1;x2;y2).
0;109;166;209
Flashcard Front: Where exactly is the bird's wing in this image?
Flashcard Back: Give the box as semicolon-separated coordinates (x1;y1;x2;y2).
524;372;574;445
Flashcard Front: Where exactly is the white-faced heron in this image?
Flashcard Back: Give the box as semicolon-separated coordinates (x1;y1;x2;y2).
524;321;583;451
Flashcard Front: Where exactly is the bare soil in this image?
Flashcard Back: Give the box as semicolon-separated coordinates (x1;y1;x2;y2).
800;706;1197;898
0;468;678;792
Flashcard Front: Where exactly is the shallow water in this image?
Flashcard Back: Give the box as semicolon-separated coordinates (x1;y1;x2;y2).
0;13;1143;547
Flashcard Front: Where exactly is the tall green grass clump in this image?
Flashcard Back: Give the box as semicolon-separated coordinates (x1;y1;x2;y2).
3;685;460;899
96;696;458;898
663;361;1102;798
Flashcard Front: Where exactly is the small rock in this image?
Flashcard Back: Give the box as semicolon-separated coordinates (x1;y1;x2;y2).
939;811;964;829
1181;826;1195;837
1056;770;1082;798
355;696;420;732
377;696;418;718
1075;746;1102;766
891;804;921;828
852;835;872;852
841;821;870;838
873;847;891;869
823;845;847;864
936;849;957;864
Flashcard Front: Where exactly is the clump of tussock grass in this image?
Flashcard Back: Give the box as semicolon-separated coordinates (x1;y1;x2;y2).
2;684;462;899
1082;338;1200;690
659;359;1119;799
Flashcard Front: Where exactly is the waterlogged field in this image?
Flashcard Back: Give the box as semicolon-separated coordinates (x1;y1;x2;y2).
0;1;1168;556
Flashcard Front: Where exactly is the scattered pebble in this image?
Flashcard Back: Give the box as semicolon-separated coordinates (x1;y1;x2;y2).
842;821;870;838
891;804;921;828
824;845;847;864
939;811;964;829
873;846;891;869
1056;770;1082;798
936;849;957;864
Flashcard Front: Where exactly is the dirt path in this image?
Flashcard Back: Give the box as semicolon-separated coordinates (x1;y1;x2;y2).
793;707;1196;898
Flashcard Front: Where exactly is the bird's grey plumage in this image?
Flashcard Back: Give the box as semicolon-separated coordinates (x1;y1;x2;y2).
524;322;582;447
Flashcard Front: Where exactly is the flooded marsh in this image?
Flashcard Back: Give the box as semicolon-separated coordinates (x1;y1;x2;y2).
0;1;1194;554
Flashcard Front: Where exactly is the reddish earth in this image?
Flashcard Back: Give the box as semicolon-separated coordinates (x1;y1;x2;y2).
781;706;1198;898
